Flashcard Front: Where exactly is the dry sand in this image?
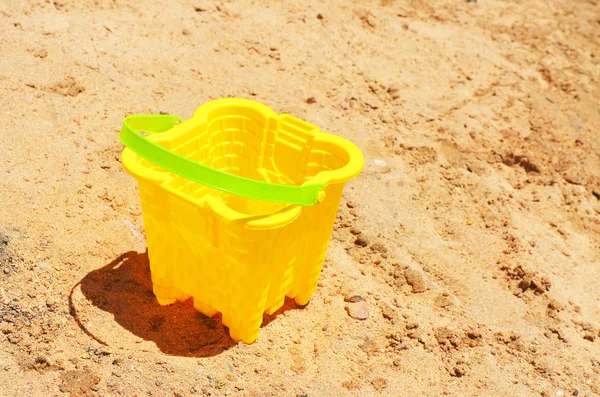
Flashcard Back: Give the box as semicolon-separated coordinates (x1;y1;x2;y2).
1;0;600;396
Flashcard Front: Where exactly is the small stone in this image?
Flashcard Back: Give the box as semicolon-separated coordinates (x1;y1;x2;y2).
407;329;422;340
346;201;356;208
0;233;11;245
406;322;419;330
404;268;426;293
7;334;20;344
317;13;324;19
433;294;453;308
435;327;462;351
350;228;362;235
345;301;370;320
371;377;388;391
379;301;396;319
155;380;162;387
182;28;191;36
449;363;467;377
547;299;565;311
392;268;407;286
37;262;51;272
355;235;369;247
344;289;365;303
306;97;317;104
393;342;409;351
583;333;595;342
371;241;388;253
2;268;9;274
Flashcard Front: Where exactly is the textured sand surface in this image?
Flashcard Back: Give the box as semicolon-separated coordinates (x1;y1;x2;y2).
1;0;599;396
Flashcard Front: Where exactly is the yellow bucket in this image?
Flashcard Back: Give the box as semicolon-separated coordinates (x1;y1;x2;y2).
120;98;364;343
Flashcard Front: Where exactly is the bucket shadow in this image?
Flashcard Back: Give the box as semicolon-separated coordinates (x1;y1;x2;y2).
71;251;301;357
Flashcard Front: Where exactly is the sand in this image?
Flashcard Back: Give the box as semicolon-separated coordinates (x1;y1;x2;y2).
1;0;599;396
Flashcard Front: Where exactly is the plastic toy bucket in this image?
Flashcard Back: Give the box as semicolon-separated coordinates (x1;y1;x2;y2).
120;98;364;343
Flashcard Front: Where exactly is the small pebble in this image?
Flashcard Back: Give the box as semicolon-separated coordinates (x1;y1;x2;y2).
0;233;10;245
2;268;9;274
393;342;409;351
345;301;370;320
306;97;317;104
371;241;388;253
433;294;453;308
406;322;419;330
355;235;369;247
379;300;396;320
7;335;20;344
404;268;426;293
344;289;365;303
583;333;595;342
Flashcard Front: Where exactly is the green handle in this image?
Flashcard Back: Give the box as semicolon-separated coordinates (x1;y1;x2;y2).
119;114;325;206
